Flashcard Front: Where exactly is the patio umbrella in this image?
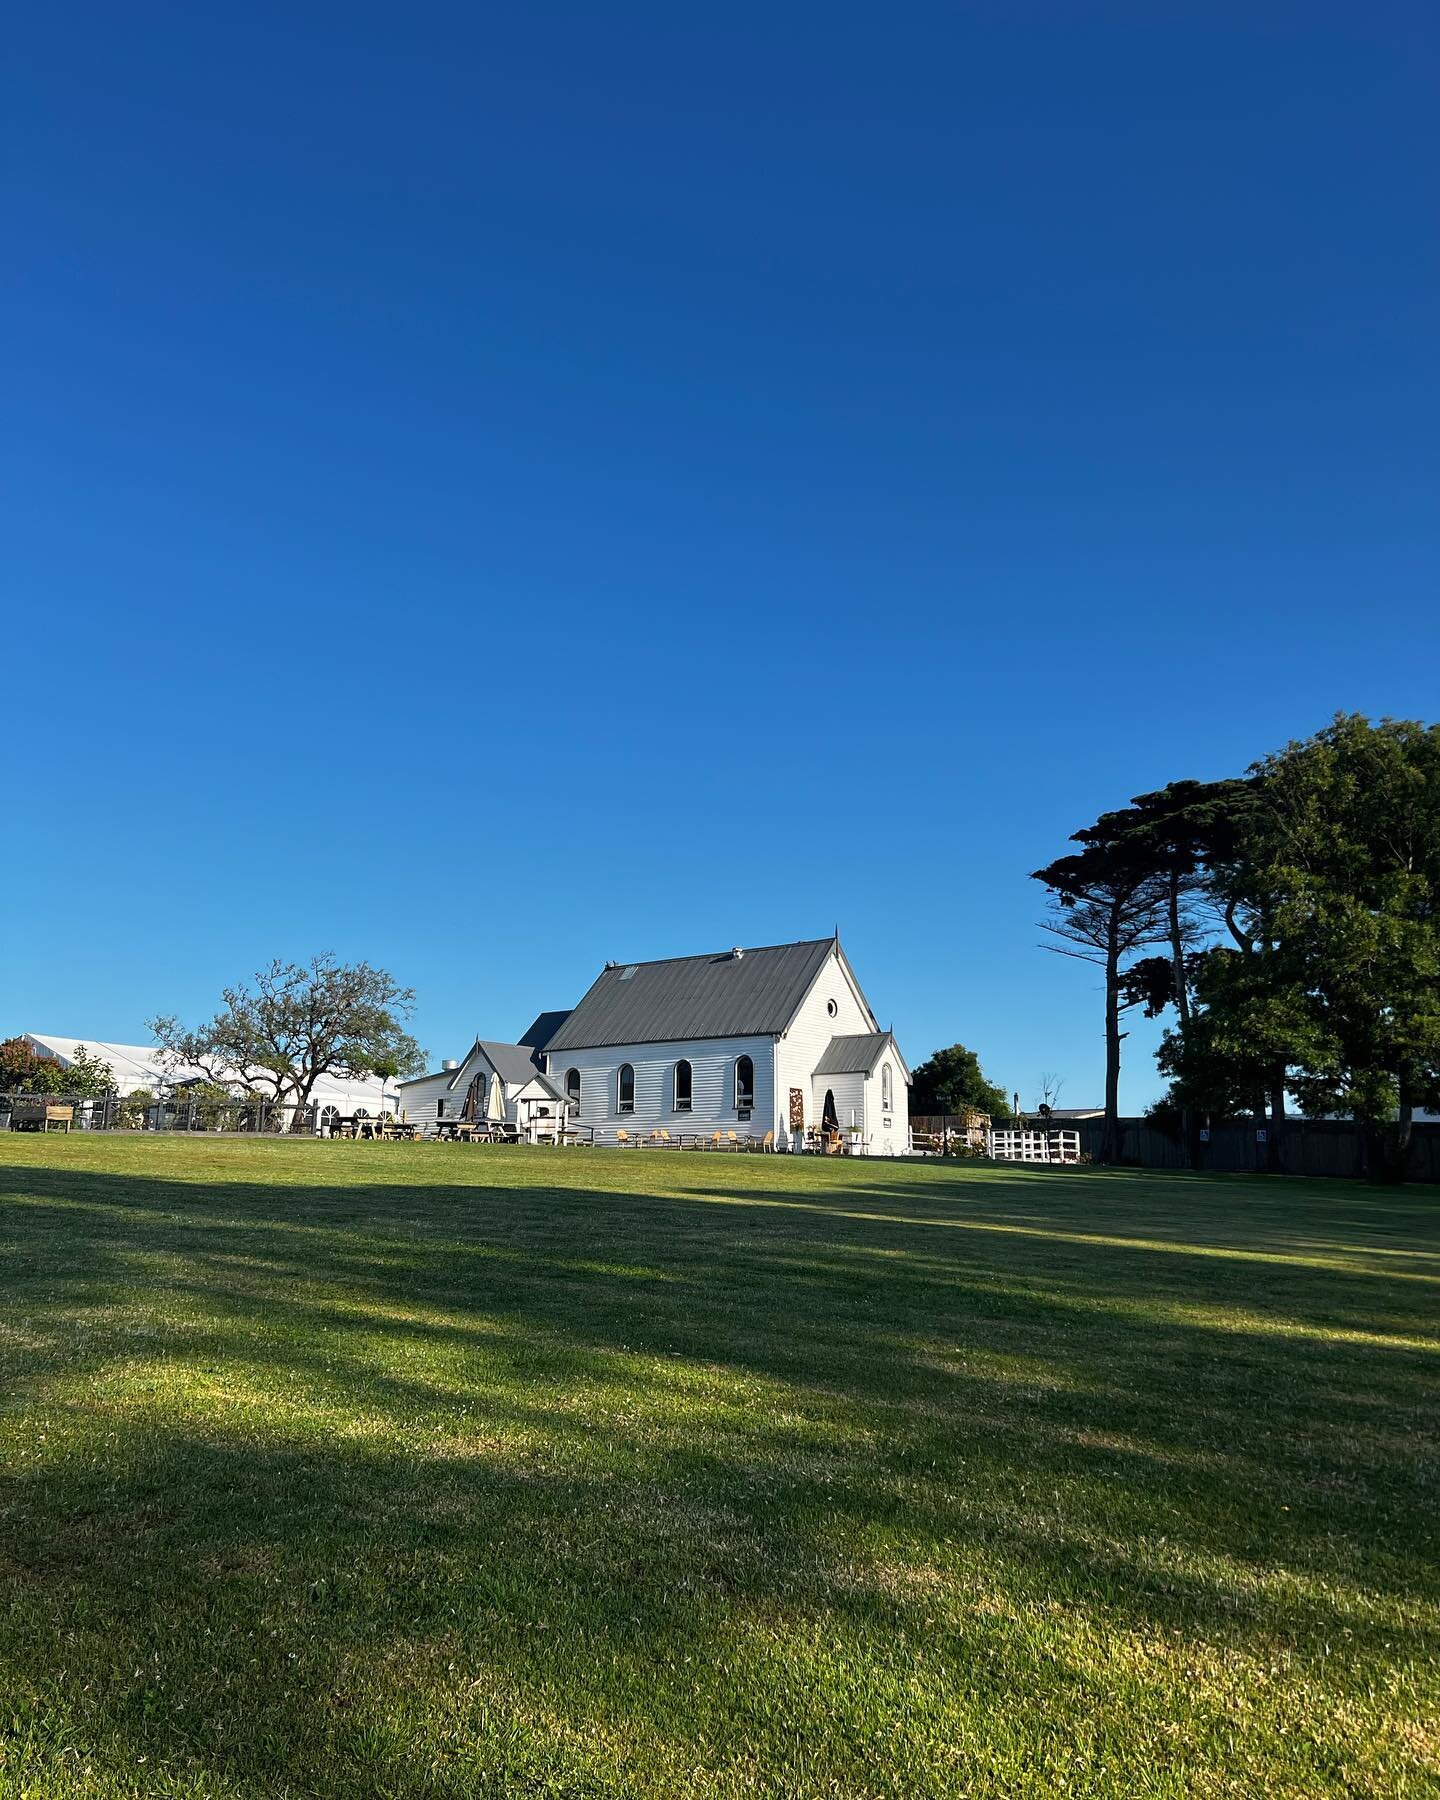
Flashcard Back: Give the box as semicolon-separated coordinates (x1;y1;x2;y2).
461;1074;482;1124
487;1071;506;1122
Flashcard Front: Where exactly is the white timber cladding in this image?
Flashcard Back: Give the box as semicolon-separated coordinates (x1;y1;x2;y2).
871;1044;910;1157
807;1055;908;1154
776;946;879;1145
398;1045;555;1135
395;1072;453;1134
548;1035;776;1143
817;1071;867;1132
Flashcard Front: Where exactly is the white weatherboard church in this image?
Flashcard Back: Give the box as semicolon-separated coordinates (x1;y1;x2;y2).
530;935;910;1153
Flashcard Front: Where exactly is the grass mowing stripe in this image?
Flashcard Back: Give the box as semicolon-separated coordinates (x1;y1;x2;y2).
0;1136;1436;1797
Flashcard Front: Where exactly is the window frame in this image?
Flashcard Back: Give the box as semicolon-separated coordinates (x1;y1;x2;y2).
617;1063;635;1114
734;1054;755;1112
881;1064;893;1111
565;1067;581;1108
673;1059;693;1113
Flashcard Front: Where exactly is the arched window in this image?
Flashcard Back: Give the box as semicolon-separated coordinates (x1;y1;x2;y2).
673;1059;692;1112
735;1055;754;1111
881;1064;893;1111
320;1104;338;1137
565;1068;581;1108
617;1064;635;1113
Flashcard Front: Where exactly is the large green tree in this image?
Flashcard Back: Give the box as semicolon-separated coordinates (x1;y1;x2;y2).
1149;715;1440;1179
1090;778;1259;1162
1108;780;1256;1019
149;954;425;1130
1155;943;1318;1158
908;1044;1009;1120
1241;716;1440;1179
1032;839;1171;1164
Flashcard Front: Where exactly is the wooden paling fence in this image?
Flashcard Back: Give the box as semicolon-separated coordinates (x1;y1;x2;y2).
909;1111;1440;1181
1071;1118;1440;1182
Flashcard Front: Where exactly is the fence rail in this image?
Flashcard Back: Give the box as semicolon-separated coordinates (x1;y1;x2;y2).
910;1110;1440;1181
1;1091;310;1135
987;1128;1082;1164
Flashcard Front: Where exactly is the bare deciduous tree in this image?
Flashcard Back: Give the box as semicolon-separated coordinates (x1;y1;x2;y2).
1036;1072;1064;1115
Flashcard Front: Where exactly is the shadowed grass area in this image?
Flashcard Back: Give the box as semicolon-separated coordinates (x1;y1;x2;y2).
0;1136;1436;1797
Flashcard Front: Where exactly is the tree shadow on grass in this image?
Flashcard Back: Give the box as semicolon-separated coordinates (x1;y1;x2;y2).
1;1155;1437;1796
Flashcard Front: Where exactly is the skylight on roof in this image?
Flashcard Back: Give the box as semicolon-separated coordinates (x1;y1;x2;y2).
618;965;638;980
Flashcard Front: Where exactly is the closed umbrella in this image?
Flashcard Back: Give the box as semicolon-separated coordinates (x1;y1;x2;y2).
487;1072;506;1123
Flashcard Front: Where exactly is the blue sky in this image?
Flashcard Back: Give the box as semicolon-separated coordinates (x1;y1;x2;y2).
4;1;1437;1109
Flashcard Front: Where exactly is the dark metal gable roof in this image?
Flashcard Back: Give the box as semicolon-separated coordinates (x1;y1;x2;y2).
518;1010;571;1054
814;1032;893;1076
401;1038;550;1091
463;1040;549;1087
544;939;835;1052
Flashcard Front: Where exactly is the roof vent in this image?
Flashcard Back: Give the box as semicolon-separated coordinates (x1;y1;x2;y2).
441;1059;459;1071
731;946;745;960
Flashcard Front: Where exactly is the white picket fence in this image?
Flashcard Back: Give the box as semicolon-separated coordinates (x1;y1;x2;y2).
987;1128;1082;1165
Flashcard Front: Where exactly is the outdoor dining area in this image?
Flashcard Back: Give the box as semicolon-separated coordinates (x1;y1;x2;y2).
609;1126;868;1153
800;1125;869;1155
328;1113;421;1141
322;1116;869;1152
613;1128;776;1152
431;1068;595;1145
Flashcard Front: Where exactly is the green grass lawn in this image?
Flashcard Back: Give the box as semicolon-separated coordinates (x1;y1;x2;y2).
0;1139;1435;1798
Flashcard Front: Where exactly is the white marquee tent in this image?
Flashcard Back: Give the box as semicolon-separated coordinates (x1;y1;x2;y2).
20;1034;400;1122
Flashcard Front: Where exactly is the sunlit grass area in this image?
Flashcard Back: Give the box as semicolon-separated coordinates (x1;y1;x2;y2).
1;1137;1436;1797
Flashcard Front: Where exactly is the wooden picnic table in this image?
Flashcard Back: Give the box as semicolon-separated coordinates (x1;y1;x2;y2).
338;1116;418;1141
435;1119;521;1144
433;1119;479;1141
